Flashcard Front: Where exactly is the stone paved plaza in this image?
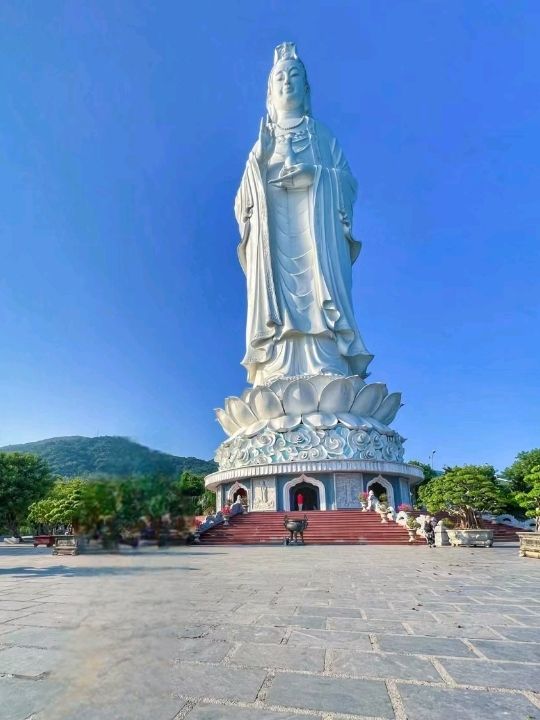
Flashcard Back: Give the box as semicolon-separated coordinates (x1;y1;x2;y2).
0;543;539;720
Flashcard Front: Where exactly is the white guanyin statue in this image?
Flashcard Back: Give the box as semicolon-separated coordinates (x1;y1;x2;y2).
213;43;407;472
235;42;373;387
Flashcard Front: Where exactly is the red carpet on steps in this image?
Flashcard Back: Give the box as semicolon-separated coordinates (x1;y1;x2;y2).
199;510;521;545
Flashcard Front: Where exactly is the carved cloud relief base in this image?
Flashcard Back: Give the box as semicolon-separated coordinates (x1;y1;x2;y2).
215;423;405;472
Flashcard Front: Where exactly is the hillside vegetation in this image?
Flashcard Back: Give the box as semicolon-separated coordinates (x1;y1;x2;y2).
0;436;216;479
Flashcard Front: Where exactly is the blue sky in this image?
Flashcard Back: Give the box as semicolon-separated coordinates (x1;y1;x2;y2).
1;0;539;471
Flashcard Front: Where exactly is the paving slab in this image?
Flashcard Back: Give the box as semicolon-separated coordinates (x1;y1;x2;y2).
287;627;372;650
0;645;63;677
0;600;36;611
402;621;500;639
506;614;540;627
330;647;443;681
432;611;523;626
398;683;540;720
37;697;187;720
230;641;325;671
8;610;85;629
174;637;232;662
494;626;540;643
0;676;64;720
186;705;318;720
256;613;327;629
296;605;364;617
0;626;75;649
175;662;267;701
439;656;540;692
469;638;540;662
209;623;286;644
376;633;474;657
326;616;407;633
267;671;394;717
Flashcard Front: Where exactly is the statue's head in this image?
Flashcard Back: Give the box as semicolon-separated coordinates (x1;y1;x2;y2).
267;42;311;122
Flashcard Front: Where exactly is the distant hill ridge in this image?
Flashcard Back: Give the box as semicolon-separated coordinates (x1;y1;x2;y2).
0;435;217;479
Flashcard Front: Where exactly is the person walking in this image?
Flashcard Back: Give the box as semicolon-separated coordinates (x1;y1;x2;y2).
297;492;304;511
424;516;436;548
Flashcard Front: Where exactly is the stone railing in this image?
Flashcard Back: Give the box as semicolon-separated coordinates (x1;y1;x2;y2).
481;513;536;531
195;502;244;540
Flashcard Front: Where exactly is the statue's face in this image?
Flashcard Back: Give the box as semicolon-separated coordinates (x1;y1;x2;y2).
270;59;306;113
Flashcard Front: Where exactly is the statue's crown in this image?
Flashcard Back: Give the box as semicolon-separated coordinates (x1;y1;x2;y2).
273;42;298;64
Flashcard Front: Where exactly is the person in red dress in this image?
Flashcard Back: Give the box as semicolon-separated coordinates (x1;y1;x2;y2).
297;492;304;511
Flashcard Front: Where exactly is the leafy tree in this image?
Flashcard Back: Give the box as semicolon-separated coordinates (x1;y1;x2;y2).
198;490;216;515
27;479;86;532
503;449;540;493
0;452;54;535
418;464;506;528
515;465;540;532
178;471;209;514
179;471;205;496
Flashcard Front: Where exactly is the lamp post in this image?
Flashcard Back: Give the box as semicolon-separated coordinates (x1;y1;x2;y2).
429;450;437;469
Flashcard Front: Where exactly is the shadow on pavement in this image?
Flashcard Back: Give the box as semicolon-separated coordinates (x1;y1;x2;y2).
0;565;200;578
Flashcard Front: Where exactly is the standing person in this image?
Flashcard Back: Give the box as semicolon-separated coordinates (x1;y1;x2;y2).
297;492;304;511
424;516;436;548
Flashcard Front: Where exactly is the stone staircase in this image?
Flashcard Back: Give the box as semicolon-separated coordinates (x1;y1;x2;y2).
199;510;422;545
199;511;523;546
479;520;521;543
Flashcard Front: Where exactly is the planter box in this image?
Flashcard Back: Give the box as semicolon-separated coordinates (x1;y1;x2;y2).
518;532;540;559
53;535;81;556
435;525;450;547
447;529;494;548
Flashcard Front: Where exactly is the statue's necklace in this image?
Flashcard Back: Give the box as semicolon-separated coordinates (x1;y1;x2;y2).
275;116;305;131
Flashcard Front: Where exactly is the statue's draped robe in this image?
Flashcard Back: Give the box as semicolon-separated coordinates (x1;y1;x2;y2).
235;118;373;386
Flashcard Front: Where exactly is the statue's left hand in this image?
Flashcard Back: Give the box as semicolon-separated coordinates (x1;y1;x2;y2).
269;163;316;189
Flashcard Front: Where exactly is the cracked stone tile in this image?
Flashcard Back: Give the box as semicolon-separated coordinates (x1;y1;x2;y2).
0;645;63;677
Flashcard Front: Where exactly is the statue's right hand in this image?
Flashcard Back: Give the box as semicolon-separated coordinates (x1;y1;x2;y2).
254;117;275;165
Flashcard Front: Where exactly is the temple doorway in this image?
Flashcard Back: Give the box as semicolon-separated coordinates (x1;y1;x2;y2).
233;487;248;504
229;482;249;510
366;475;395;508
290;481;319;511
368;481;386;500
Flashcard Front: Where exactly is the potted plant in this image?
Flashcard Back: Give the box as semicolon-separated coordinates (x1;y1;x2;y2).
358;491;369;511
515;465;540;558
222;504;231;526
377;494;388;523
418;465;505;547
405;515;419;542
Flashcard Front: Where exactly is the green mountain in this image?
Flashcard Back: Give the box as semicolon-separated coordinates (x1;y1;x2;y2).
0;436;217;479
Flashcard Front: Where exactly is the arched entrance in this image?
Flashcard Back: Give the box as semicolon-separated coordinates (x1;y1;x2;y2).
290;481;319;511
366;475;395;508
228;482;249;509
283;474;327;511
